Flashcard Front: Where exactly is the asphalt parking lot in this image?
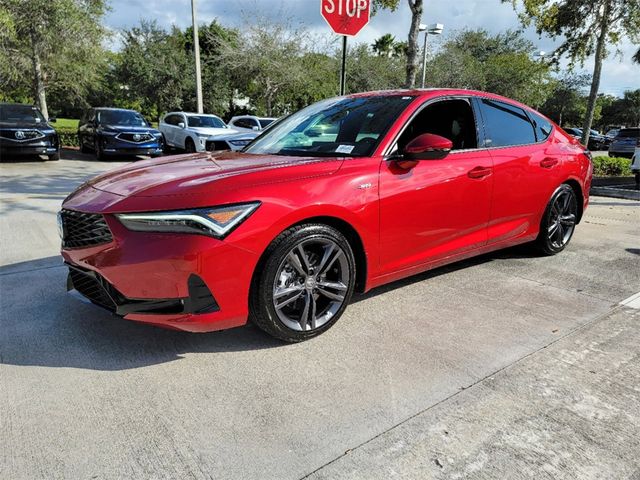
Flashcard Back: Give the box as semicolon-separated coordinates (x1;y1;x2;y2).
1;152;639;479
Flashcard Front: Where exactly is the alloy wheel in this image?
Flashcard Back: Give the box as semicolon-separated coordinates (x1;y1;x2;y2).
547;189;577;249
272;238;350;332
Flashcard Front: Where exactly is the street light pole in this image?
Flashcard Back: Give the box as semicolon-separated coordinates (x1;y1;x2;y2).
191;0;203;114
420;26;428;89
420;23;444;89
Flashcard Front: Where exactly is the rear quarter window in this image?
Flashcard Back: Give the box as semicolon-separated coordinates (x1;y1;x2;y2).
480;99;537;147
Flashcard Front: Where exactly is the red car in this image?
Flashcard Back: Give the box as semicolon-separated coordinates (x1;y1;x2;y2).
60;89;592;342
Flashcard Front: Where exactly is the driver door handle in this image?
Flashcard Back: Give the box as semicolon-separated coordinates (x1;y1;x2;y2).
468;166;492;179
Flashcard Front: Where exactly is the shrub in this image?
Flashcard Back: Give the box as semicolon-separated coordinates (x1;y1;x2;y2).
55;127;79;147
592;156;632;177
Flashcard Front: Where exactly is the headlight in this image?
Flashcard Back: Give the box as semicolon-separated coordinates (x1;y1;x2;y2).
116;202;260;239
229;139;251;147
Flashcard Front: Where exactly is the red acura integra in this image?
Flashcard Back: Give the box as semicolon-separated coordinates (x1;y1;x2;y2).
59;89;593;342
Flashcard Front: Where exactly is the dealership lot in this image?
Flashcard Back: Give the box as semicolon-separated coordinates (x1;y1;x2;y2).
1;154;639;479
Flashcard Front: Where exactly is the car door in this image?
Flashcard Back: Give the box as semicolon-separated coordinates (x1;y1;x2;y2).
159;114;173;146
476;98;563;244
378;97;493;274
174;114;188;148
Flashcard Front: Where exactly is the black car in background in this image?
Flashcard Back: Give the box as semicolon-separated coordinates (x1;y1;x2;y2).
563;127;610;151
78;108;163;160
0;103;60;161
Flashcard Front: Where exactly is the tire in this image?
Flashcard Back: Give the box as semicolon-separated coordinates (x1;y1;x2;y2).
250;224;356;342
48;152;60;161
185;137;196;153
535;184;578;256
79;135;89;154
161;135;171;154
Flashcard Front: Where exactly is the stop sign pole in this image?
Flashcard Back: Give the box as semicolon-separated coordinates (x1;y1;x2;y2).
320;0;372;95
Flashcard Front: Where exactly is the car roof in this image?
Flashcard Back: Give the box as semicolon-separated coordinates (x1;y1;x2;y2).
0;102;38;107
166;112;222;117
94;107;139;112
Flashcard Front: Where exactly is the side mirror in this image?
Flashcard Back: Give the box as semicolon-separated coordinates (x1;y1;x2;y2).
49;117;57;123
252;126;260;131
404;133;453;160
178;122;186;129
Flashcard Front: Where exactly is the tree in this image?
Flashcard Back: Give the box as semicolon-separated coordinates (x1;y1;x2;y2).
634;47;640;64
601;89;640;128
540;73;591;127
405;0;424;88
504;0;640;147
0;0;108;118
372;34;396;57
425;29;554;106
115;21;192;120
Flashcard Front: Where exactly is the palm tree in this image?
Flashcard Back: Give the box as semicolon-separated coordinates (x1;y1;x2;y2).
372;34;396;58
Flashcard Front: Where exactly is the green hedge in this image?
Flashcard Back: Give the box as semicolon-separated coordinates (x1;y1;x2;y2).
592;156;632;177
55;127;79;147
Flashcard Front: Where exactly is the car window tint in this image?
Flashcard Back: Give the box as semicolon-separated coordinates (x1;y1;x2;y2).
618;129;640;138
235;118;253;129
529;112;553;142
259;119;274;128
481;99;536;147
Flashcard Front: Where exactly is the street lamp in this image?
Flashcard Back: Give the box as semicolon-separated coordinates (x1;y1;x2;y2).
191;0;203;113
420;23;444;89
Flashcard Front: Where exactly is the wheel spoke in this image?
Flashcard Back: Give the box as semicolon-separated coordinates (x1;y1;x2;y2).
299;291;310;331
559;214;576;226
287;252;306;277
316;244;336;275
556;222;564;243
319;248;344;275
309;294;318;330
274;286;304;310
562;192;571;212
297;245;312;273
317;287;345;302
317;280;348;292
548;222;559;236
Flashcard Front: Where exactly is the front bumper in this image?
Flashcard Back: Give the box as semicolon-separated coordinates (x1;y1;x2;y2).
0;140;59;157
102;146;163;156
61;211;260;332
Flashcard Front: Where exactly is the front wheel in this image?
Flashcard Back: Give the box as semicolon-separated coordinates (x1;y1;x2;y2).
535;184;578;255
48;152;60;161
250;224;356;342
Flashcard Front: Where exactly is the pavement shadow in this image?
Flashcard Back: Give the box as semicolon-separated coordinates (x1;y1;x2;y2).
0;257;285;372
0;245;542;372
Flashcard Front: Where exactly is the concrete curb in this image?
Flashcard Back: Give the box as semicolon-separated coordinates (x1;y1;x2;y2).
590;186;640;201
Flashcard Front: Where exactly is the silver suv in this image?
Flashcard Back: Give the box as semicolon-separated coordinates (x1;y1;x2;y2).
228;116;276;133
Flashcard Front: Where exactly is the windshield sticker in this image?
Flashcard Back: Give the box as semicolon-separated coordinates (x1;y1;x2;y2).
336;145;355;154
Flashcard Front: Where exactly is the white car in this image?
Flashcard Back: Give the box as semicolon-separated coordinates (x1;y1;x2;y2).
160;112;236;152
228;115;277;133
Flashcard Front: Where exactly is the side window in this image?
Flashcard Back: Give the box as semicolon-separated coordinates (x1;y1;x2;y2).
529;112;553;142
235;118;253;129
397;98;479;152
480;99;536;147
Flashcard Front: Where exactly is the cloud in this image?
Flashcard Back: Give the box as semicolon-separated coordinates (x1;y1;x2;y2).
104;0;640;96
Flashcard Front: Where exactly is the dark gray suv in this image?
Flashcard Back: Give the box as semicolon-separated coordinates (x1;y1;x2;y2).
609;128;639;158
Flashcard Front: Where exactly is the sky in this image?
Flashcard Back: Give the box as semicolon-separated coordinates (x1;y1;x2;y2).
103;0;640;97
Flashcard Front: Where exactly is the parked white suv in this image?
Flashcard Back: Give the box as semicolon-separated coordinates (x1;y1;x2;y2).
228;115;277;133
160;112;235;152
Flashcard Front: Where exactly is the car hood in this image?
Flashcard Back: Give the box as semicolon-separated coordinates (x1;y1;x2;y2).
189;127;237;136
100;125;159;134
78;151;344;199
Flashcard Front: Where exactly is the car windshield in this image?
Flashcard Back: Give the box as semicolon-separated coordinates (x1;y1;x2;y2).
0;104;46;124
98;110;147;126
188;115;226;128
618;129;640;138
259;119;275;128
244;95;416;157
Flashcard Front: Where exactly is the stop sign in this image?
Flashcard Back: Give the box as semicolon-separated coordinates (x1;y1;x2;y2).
321;0;371;37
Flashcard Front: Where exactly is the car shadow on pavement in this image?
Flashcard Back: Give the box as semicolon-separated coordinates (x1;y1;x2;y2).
0;247;541;372
0;257;284;372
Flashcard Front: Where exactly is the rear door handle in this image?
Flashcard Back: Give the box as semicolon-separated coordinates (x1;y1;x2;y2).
468;166;492;179
540;157;559;168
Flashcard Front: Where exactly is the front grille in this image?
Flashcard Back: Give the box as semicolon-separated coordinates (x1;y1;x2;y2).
116;132;153;143
0;129;44;141
68;268;117;311
60;209;113;249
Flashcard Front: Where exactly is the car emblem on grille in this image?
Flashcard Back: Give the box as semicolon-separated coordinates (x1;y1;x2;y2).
133;134;142;141
15;130;26;140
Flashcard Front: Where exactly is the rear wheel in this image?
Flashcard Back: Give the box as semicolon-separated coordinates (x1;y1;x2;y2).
535;184;578;255
250;224;356;342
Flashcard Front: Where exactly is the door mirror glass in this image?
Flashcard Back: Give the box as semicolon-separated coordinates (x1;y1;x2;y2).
404;133;453;160
178;122;186;129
